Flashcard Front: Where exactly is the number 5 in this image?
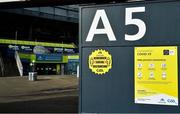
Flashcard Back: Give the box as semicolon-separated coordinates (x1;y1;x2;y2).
125;7;146;41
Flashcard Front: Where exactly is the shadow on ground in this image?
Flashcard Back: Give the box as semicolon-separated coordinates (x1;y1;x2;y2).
0;96;78;113
36;78;51;81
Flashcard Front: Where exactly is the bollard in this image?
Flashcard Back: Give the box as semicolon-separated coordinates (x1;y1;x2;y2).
28;72;37;81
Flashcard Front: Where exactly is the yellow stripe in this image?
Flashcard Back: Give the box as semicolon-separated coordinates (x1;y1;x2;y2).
0;39;76;48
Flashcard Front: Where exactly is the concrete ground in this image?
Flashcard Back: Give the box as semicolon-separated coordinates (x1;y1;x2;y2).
0;75;78;113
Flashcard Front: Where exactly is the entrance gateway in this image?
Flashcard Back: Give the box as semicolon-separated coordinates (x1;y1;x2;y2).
80;0;180;113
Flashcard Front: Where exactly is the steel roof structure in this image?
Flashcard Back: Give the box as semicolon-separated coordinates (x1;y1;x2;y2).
0;0;128;8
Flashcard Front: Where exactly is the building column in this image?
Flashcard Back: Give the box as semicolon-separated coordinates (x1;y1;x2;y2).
56;64;60;75
61;64;64;75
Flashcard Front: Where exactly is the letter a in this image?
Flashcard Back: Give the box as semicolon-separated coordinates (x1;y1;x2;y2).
86;9;116;42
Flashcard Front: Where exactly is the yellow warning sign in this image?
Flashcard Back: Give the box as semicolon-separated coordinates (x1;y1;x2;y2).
89;49;112;75
135;46;178;106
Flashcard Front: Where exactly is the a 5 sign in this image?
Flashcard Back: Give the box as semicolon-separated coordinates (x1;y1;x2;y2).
82;2;180;46
86;7;146;42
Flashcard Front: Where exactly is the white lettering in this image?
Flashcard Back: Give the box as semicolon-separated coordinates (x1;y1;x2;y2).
125;7;146;41
86;9;116;42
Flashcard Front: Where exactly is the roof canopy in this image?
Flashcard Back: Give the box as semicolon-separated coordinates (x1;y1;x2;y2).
0;0;127;8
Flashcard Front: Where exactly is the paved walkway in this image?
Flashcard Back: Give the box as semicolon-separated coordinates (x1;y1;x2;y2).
0;75;78;113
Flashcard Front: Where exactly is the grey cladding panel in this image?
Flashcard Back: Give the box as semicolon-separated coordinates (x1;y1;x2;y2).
81;47;180;113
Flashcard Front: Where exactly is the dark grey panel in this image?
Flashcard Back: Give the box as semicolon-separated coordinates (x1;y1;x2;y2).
81;47;180;113
81;1;180;47
80;1;180;113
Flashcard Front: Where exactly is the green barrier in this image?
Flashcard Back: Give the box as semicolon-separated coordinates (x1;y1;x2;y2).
19;53;35;60
0;39;76;48
68;55;79;60
19;53;68;63
62;55;68;63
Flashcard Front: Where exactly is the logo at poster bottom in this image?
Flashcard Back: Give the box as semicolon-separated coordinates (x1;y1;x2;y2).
89;49;112;75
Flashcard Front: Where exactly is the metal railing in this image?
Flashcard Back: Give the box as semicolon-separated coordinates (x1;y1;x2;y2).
15;51;23;76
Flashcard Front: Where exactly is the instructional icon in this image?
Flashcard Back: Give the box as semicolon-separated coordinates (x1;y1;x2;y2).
162;72;167;79
161;63;167;68
137;72;142;79
149;63;155;68
137;63;143;68
149;72;154;79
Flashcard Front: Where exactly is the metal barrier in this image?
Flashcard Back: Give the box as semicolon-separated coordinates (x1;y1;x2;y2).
15;51;23;76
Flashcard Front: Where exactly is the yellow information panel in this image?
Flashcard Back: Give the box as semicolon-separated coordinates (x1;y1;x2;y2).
135;46;178;106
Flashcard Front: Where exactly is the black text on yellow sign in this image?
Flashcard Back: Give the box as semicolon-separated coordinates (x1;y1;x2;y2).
88;49;112;75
